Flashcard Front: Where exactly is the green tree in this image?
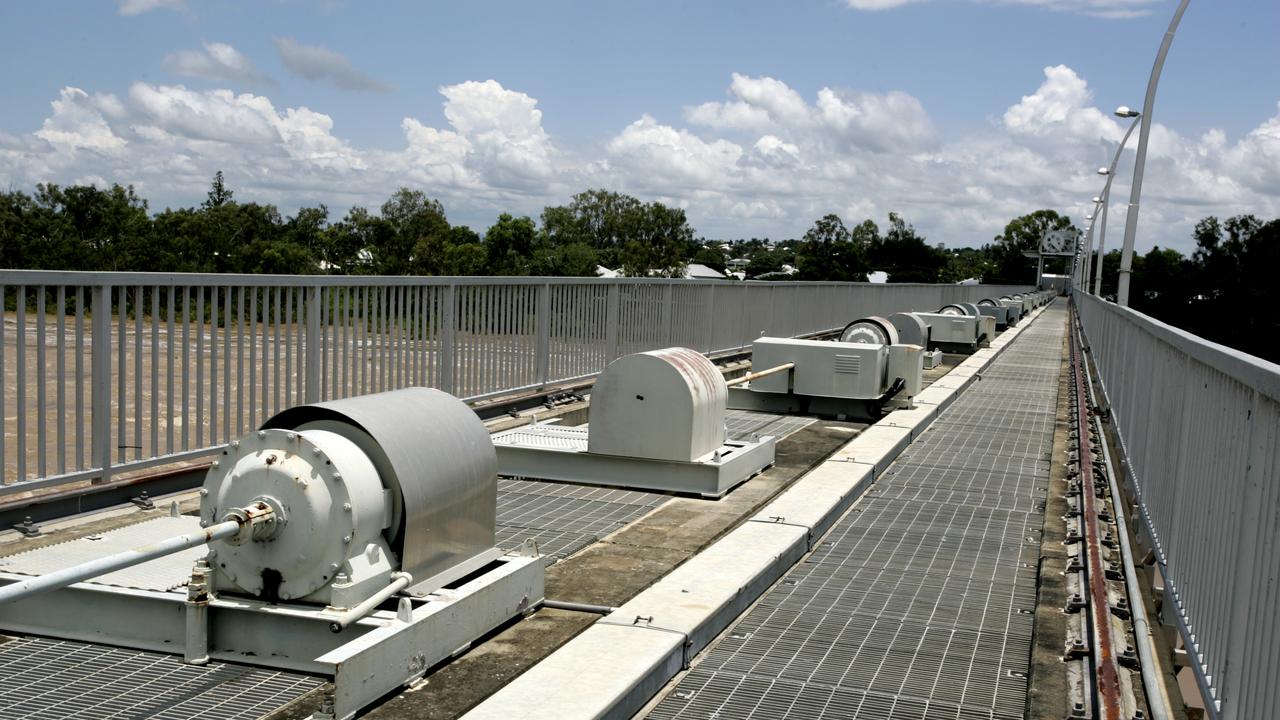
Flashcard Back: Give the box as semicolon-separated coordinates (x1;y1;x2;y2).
379;188;450;275
484;213;537;275
795;213;869;281
541;189;693;276
990;209;1077;283
868;212;946;283
618;201;692;277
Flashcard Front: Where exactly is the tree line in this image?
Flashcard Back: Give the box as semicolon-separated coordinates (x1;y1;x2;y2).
1;172;1051;282
1;174;1274;360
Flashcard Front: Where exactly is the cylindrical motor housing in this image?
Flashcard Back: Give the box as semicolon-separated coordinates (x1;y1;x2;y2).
247;389;496;597
588;347;728;463
839;316;899;346
202;428;391;603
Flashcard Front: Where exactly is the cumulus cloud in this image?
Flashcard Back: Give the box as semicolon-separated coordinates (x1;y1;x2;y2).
1;70;1277;255
34;88;126;155
118;0;183;15
163;42;269;85
1003;65;1121;143
843;0;1161;18
686;73;935;154
273;37;390;93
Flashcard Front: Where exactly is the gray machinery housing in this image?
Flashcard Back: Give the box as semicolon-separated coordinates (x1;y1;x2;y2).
0;388;544;720
886;313;941;368
908;307;988;352
997;296;1025;322
727;336;924;419
490;347;776;498
976;297;1014;329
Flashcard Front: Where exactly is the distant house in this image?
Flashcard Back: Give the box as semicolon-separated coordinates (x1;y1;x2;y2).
596;265;621;278
684;263;727;279
867;271;889;284
956;278;981;286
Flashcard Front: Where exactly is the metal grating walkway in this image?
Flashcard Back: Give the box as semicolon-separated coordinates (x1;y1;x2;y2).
496;410;813;564
0;637;322;720
650;303;1065;720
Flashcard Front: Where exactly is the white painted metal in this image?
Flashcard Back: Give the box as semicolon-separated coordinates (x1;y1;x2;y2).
1077;292;1276;720
749;337;887;399
588;347;728;463
491;423;775;498
912;312;981;349
202;428;395;604
887;344;925;402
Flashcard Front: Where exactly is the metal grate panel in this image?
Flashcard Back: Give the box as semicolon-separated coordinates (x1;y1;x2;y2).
0;637;322;720
724;410;815;442
495;477;667;564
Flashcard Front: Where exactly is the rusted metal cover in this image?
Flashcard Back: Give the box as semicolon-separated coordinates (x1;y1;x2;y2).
262;387;497;593
587;347;728;463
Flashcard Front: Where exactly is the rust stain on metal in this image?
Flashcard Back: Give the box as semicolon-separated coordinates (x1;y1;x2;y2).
1070;305;1124;720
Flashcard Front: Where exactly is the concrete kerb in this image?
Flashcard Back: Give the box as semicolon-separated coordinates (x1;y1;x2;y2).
463;523;809;720
459;300;1055;720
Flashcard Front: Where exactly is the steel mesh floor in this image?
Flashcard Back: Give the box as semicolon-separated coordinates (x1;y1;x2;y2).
650;302;1065;719
0;638;322;720
493;411;810;565
495;477;667;564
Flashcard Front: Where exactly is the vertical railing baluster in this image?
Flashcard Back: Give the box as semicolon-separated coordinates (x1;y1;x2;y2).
56;286;67;475
91;284;112;483
36;287;47;477
305;285;320;403
149;287;158;461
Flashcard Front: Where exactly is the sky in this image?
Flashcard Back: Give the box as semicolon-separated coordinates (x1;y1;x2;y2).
1;0;1277;253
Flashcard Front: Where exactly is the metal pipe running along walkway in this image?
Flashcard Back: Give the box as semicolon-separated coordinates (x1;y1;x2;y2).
646;304;1067;720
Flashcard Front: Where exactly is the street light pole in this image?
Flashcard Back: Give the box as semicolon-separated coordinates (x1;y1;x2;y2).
1080;201;1101;291
1093;111;1142;296
1116;0;1191;306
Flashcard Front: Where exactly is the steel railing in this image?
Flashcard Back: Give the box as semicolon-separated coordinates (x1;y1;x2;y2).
0;271;1030;493
1076;291;1280;720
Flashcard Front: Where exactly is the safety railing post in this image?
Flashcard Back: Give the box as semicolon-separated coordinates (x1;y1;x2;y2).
90;284;113;485
605;284;620;363
661;282;674;347
304;285;321;403
535;282;551;386
440;283;456;394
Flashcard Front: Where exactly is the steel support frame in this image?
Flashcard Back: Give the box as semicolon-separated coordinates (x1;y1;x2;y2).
491;424;776;498
0;553;543;720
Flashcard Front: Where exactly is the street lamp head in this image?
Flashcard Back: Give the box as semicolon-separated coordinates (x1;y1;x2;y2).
1114;106;1141;118
1097;167;1110;176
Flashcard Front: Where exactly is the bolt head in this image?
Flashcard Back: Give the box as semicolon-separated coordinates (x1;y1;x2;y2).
257;431;266;439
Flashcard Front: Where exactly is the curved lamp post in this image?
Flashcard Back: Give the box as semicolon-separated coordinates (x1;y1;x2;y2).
1092;108;1142;296
1117;0;1191;306
1080;199;1102;291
